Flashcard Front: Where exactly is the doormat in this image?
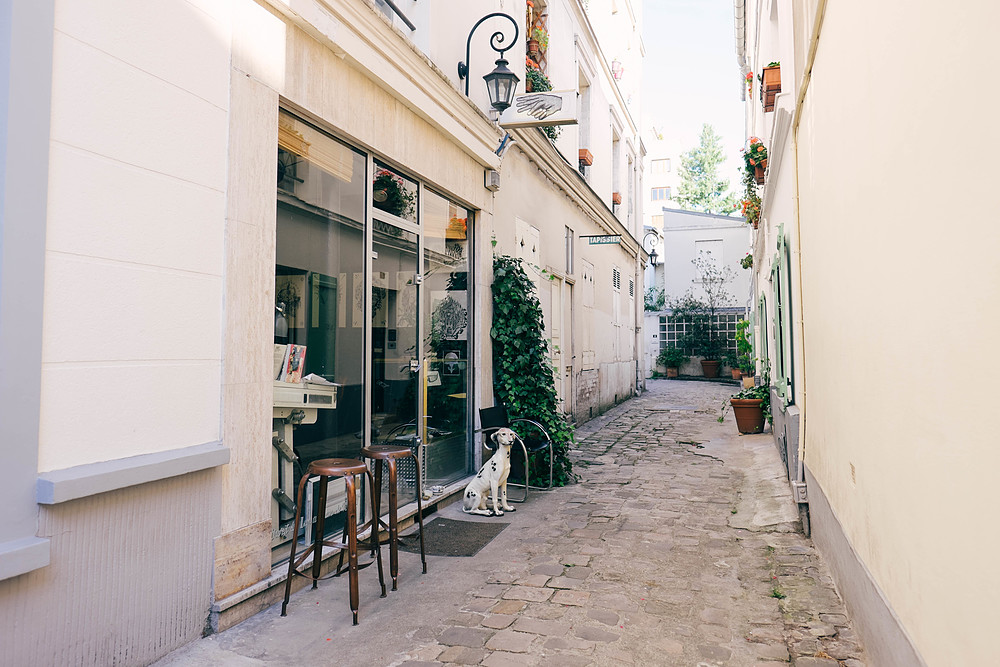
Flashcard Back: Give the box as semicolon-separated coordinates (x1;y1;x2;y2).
398;517;509;557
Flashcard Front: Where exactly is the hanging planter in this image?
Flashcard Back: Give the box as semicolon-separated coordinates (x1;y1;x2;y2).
761;62;781;112
612;192;622;205
527;39;540;59
579;148;594;166
754;159;767;185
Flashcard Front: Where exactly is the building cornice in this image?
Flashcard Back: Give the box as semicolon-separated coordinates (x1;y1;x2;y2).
513;128;640;255
263;0;502;170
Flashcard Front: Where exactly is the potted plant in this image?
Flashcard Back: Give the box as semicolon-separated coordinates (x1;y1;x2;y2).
531;27;549;53
372;168;416;219
724;352;742;380
657;346;689;378
735;320;755;388
761;61;780;111
729;381;770;434
525;65;550;93
740;252;753;269
743;137;767;186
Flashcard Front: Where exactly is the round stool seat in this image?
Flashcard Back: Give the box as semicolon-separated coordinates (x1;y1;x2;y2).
307;458;367;477
361;444;415;460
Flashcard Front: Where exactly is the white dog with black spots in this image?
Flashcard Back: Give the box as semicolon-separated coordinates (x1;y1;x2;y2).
462;427;518;516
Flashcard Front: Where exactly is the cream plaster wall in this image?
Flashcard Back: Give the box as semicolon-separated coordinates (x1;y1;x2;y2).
38;0;231;471
792;2;1000;664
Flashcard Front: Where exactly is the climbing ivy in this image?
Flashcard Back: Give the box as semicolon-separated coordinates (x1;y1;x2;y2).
491;254;575;486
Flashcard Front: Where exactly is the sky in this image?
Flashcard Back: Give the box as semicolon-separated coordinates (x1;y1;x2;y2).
641;0;746;190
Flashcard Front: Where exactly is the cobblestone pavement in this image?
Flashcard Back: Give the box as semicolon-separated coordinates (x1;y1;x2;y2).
155;380;867;667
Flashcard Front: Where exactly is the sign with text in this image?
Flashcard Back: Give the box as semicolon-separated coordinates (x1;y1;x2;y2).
583;235;622;245
498;90;579;128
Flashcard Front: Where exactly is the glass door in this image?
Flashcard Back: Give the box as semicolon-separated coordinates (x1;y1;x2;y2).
421;190;472;488
370;215;420;508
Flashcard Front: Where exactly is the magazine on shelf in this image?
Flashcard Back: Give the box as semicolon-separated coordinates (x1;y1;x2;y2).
278;344;307;383
273;344;287;380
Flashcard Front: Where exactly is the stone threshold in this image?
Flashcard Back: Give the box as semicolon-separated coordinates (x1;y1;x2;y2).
208;475;471;633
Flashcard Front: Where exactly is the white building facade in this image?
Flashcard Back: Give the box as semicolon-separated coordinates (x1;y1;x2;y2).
0;0;644;662
737;1;1000;665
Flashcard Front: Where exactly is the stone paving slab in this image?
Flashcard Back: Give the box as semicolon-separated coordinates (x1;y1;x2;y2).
153;380;867;667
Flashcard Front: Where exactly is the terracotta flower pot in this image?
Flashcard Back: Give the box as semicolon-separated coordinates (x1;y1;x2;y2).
700;360;721;378
527;39;540;59
754;163;765;185
731;398;765;434
666;367;679;378
762;66;780;112
579;148;594;166
731;368;742;380
526;78;533;92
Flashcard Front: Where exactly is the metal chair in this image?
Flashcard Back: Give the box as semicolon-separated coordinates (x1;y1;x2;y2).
478;405;553;502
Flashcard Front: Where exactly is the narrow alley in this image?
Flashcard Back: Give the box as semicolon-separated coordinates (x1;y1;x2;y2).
155;380;866;667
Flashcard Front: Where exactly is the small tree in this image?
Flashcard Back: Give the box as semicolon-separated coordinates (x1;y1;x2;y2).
668;251;736;361
675;124;740;215
644;286;665;312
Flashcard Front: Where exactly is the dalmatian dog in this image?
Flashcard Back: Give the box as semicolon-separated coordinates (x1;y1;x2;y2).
462;427;519;516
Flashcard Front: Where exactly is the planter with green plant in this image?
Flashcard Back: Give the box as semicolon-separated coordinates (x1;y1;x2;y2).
761;61;780;111
735;319;756;387
657;346;689;378
724;353;742;380
743;137;768;186
524;66;561;141
669;252;735;378
740;253;753;269
728;379;771;434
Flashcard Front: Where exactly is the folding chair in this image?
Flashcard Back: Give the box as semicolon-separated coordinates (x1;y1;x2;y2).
478;405;554;502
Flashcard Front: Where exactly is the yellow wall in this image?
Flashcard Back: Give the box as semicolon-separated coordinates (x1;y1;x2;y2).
795;1;1000;663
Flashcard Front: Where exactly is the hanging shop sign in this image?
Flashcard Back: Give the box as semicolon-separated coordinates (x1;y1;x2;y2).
582;235;622;245
498;90;579;128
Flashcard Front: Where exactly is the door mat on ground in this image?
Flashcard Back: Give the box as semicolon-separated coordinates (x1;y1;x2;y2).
398;517;509;557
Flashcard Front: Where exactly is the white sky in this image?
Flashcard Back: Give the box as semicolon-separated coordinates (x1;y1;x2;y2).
641;0;746;190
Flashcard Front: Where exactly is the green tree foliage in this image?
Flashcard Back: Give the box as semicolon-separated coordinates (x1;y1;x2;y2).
675;124;739;215
491;255;574;486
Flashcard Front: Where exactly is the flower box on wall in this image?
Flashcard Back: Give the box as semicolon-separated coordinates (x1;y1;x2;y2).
579;149;594;166
753;160;766;186
761;64;780;112
612;192;622;205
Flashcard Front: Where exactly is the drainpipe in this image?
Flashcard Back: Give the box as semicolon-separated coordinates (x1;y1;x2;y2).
734;0;750;101
791;0;831;488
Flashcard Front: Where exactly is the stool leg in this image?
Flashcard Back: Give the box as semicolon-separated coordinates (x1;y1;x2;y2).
387;459;399;591
311;476;329;588
366;468;387;598
412;452;427;574
370;460;383;557
344;474;360;625
281;472;311;616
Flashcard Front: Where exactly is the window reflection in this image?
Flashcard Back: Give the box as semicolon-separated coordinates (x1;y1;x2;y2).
422;190;472;486
372;162;418;223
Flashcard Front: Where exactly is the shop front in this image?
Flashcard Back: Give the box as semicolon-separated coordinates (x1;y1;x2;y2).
270;110;475;563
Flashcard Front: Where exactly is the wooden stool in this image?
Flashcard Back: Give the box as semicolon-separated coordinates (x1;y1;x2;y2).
361;444;427;591
280;458;385;625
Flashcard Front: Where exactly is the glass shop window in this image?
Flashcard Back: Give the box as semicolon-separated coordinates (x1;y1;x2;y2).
273;111;368;559
421;190;473;488
372;161;418;224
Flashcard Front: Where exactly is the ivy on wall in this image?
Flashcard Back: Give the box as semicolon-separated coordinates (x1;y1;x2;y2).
490;254;575;486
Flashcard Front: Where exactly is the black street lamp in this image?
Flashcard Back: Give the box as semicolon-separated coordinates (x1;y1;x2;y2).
643;231;660;266
457;13;520;113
